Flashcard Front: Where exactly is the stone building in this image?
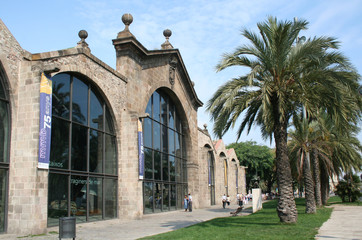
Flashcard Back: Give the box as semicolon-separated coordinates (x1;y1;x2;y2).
0;14;246;235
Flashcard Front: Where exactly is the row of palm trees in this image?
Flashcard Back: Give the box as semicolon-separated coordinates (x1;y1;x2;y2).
288;110;361;213
206;17;361;223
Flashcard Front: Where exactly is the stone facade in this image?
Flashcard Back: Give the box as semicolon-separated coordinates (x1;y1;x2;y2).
0;15;246;236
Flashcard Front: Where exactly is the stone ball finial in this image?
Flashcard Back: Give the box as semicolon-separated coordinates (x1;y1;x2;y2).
203;123;208;130
78;30;88;41
122;13;133;27
163;29;172;40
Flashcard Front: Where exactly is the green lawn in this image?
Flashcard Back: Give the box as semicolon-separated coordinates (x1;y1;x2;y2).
327;195;362;206
140;198;332;240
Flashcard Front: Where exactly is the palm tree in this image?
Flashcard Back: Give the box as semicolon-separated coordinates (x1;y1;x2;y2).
314;111;362;204
288;118;317;213
207;17;360;223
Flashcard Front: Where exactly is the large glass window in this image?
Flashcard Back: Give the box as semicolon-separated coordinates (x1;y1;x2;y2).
0;66;10;233
142;90;187;213
48;73;117;226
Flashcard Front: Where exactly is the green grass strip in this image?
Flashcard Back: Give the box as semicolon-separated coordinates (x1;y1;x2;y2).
141;198;332;240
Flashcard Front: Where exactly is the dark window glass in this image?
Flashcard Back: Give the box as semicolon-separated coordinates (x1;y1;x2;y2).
176;158;181;182
182;160;187;183
48;173;68;227
0;169;7;232
71;176;87;223
168;103;174;129
143;118;152;148
154;151;161;180
153;122;161;151
170;184;176;210
104;178;117;219
168;129;175;155
170;156;175;182
105;135;117;175
161;126;168;153
0;81;5;99
162;154;168;181
0;101;9;163
177;184;183;209
153;92;160;122
90;130;102;173
175;133;181;157
104;108;114;134
154;183;162;213
50;118;69;169
160;95;167;124
0;73;9;233
144;148;153;179
143;182;153;214
162;184;169;211
72;77;88;125
142;90;187;214
49;73;117;226
71;124;87;171
89;177;102;221
175;113;181;133
90;90;103;130
182;137;186;159
52;74;70;119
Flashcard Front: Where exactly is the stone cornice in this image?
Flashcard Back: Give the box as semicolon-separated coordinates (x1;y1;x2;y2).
31;47;127;83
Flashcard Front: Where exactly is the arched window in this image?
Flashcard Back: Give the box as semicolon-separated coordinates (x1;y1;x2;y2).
0;63;10;233
207;147;215;205
48;73;117;226
220;153;228;195
142;89;187;213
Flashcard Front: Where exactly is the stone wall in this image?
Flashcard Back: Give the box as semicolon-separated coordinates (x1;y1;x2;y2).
0;16;246;236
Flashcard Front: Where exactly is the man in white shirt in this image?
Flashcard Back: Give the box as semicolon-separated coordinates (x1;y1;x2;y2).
222;194;227;208
188;193;192;212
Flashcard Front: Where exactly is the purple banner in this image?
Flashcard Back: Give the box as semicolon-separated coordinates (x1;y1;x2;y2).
138;119;144;179
38;73;52;169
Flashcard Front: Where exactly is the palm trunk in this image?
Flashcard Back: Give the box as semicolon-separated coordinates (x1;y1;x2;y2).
303;151;316;213
320;165;329;205
274;117;298;223
311;148;322;207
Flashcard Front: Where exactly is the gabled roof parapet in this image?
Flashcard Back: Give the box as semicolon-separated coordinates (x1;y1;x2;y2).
112;13;203;108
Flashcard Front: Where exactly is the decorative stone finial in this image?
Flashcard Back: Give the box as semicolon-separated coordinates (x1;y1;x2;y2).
163;29;172;40
203;123;208;130
77;30;90;52
122;13;133;29
161;29;173;49
117;13;135;39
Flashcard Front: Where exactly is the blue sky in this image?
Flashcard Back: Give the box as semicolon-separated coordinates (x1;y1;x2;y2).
1;0;361;147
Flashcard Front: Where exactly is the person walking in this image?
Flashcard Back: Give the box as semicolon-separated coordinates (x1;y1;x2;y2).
237;193;243;207
184;195;188;212
226;195;231;206
188;193;193;212
222;194;227;209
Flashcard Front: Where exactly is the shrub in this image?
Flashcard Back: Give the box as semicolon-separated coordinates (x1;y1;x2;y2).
335;174;361;202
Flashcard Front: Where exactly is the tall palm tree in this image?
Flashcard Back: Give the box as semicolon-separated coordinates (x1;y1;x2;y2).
207;17;360;223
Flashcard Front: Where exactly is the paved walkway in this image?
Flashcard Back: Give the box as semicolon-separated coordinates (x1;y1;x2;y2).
315;204;362;240
0;203;252;240
2;203;360;240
